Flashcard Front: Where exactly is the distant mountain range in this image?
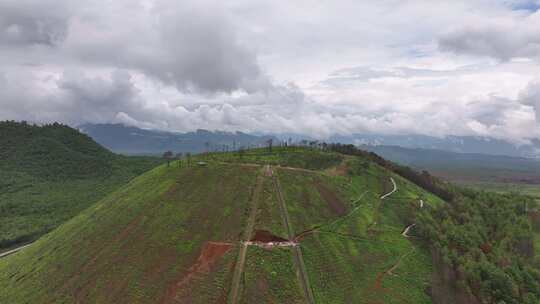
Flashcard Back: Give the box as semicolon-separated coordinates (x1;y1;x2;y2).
78;123;278;155
78;123;540;183
81;124;540;158
327;134;540;158
364;145;540;184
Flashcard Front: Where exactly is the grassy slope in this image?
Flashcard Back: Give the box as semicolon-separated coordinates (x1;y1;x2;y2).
276;157;443;303
241;246;305;304
0;122;161;250
238;165;305;303
0;146;447;303
0;162;258;303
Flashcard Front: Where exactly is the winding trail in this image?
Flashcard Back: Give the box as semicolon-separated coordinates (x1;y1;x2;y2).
0;243;32;259
294;190;371;241
380;177;397;200
384;248;416;277
401;199;424;238
272;167;315;304
401;224;416;238
228;166;267;304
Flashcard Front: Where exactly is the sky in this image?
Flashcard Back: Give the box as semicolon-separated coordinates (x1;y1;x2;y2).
1;0;540;143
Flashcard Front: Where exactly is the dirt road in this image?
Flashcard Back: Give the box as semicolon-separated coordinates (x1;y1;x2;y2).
380;177;397;200
272;167;315;304
0;243;32;259
229;166;267;304
401;224;416;237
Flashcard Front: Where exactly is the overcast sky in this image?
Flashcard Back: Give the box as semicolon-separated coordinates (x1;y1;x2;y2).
1;0;540;143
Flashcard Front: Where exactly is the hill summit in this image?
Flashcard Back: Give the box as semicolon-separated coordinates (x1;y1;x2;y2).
0;146;445;303
0;121;160;250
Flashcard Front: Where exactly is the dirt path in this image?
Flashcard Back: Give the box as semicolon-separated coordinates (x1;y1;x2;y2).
369;177;398;229
401;224;416;237
0;243;33;259
277;166;319;174
384;248;415;277
228;166;267;304
380;177;397;200
294;190;371;241
271;167;315;304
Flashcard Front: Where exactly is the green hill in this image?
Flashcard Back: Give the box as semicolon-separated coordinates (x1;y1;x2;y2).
0;121;162;250
1;145;539;303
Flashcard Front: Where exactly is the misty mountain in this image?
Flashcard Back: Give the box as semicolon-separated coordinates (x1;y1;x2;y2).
78;124;278;155
328;134;540;158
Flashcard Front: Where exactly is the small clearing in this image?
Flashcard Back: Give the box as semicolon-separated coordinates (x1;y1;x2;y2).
250;229;288;243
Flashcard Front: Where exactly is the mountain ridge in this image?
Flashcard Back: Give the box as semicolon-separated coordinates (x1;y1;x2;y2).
78;123;279;155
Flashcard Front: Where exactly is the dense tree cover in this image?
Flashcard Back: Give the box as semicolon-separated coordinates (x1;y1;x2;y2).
326;142;540;302
0;121;162;249
417;189;540;303
0;121;115;180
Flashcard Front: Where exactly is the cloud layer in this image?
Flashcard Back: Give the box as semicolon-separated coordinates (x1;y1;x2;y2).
1;0;540;143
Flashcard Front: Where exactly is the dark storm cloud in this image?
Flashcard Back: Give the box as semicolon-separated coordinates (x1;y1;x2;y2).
0;0;268;94
520;81;540;119
57;70;144;123
145;1;268;93
0;0;70;46
438;13;540;60
0;68;143;125
68;0;269;94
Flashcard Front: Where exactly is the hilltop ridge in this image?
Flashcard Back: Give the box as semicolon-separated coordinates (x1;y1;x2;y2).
0;121;161;250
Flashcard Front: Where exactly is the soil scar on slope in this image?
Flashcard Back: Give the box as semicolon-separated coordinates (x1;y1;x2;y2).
161;241;233;304
250;229;289;243
228;165;267;304
314;180;347;216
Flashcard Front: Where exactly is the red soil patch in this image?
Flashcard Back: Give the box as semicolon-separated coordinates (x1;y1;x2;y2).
369;271;410;304
160;242;233;304
529;211;540;230
251;230;288;243
327;161;349;177
114;215;144;243
314;181;346;215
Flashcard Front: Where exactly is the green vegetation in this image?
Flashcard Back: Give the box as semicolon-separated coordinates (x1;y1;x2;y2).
465;181;540;203
0;162;258;303
253;176;289;238
276;154;437;303
205;146;344;170
241;246;305;303
0;121;161;250
418;189;540;303
2;139;539;304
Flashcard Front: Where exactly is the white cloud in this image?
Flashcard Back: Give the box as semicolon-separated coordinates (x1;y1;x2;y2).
0;0;539;143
